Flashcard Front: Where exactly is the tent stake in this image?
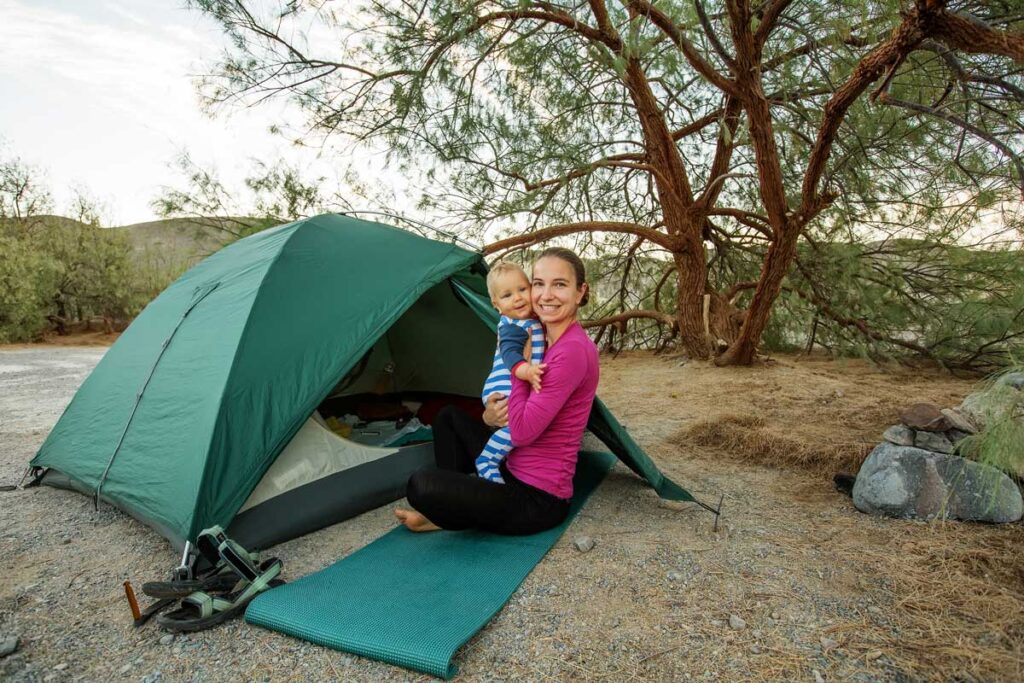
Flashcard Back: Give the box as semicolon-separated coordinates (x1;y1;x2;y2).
691;494;724;531
172;541;194;581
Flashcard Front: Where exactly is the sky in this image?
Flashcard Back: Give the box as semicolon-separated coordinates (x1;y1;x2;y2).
0;1;1018;243
0;0;361;225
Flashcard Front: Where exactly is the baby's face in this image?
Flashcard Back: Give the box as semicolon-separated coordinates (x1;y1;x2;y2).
491;271;534;320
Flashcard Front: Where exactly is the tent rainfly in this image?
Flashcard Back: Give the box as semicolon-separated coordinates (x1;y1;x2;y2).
30;214;701;550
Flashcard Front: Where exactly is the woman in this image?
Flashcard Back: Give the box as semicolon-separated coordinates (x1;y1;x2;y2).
394;247;599;535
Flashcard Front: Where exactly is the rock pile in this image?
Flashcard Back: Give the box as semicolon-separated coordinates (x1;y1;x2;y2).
852;374;1024;523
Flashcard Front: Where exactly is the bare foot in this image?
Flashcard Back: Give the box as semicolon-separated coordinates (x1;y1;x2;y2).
394;508;441;532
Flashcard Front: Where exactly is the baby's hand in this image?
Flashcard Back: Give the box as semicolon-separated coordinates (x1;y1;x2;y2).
515;363;547;392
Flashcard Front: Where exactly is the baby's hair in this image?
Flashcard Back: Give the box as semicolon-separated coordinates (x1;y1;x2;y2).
486;261;529;298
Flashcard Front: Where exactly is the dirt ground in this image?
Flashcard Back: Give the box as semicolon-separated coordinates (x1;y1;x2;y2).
1;346;1021;682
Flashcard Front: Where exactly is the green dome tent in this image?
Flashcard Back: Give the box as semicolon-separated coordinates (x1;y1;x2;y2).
30;214;700;550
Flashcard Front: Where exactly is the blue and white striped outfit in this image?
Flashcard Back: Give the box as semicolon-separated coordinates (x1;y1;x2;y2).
476;315;545;483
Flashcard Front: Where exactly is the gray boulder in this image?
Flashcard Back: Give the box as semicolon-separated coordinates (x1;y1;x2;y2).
959;381;1024;431
997;372;1024;390
853;443;1023;523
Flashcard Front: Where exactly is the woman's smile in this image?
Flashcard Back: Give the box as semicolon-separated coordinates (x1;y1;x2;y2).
531;256;584;328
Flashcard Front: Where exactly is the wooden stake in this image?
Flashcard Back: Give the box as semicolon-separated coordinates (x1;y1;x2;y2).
123;580;141;622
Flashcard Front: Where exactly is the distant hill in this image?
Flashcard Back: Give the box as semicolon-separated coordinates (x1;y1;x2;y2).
2;214;260;267
109;216;255;265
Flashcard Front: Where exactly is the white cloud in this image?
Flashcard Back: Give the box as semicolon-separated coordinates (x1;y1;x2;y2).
0;0;362;224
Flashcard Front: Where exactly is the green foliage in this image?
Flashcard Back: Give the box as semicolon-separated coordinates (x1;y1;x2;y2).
0;233;58;342
763;240;1024;370
0;217;174;342
0;155;178;343
153;153;350;242
957;368;1024;478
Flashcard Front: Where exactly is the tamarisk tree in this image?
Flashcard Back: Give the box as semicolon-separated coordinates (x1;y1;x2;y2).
194;0;1023;364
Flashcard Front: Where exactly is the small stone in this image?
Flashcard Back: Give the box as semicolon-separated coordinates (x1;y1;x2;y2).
54;663;68;671
899;402;949;431
867;606;882;615
813;669;825;683
0;636;18;658
119;664;132;675
820;636;839;651
770;611;780;620
940;408;977;434
667;571;684;582
573;536;595;553
947;429;971;445
834;389;845;398
61;538;72;545
882;424;915;447
159;634;175;646
728;614;746;630
750;644;762;654
914;430;953;454
865;650;883;661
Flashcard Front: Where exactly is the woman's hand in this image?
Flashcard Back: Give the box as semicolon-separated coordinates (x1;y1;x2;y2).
483;393;509;428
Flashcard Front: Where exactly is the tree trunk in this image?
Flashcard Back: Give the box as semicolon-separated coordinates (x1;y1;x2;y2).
716;229;799;366
672;238;711;359
620;58;710;359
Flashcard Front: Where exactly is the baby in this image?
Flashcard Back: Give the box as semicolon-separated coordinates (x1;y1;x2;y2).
476;262;546;483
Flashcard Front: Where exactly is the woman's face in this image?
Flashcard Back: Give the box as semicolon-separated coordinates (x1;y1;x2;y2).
531;256;586;326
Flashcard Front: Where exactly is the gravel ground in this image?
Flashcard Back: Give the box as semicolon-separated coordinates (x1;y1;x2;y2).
1;347;1020;682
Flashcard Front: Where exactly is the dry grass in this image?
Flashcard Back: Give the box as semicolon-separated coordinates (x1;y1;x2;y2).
852;524;1024;681
600;352;1022;681
675;413;872;475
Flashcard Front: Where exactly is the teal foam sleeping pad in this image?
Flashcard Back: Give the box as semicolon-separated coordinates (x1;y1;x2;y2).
245;451;616;679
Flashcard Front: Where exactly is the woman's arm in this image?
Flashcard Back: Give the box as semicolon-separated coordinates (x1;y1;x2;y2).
507;342;585;446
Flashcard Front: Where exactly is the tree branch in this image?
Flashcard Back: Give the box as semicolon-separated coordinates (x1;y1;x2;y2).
582;309;677;329
928;6;1024;64
694;0;736;67
879;94;1024;197
800;10;926;215
627;0;739;95
483;221;672;254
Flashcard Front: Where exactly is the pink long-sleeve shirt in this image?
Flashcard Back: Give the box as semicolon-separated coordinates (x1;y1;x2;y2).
505;321;599;499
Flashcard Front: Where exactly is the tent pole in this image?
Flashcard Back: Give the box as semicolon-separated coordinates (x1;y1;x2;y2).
335;211;483;253
94;283;221;509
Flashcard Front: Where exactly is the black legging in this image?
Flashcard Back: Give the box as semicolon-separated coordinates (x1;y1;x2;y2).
405;405;570;535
